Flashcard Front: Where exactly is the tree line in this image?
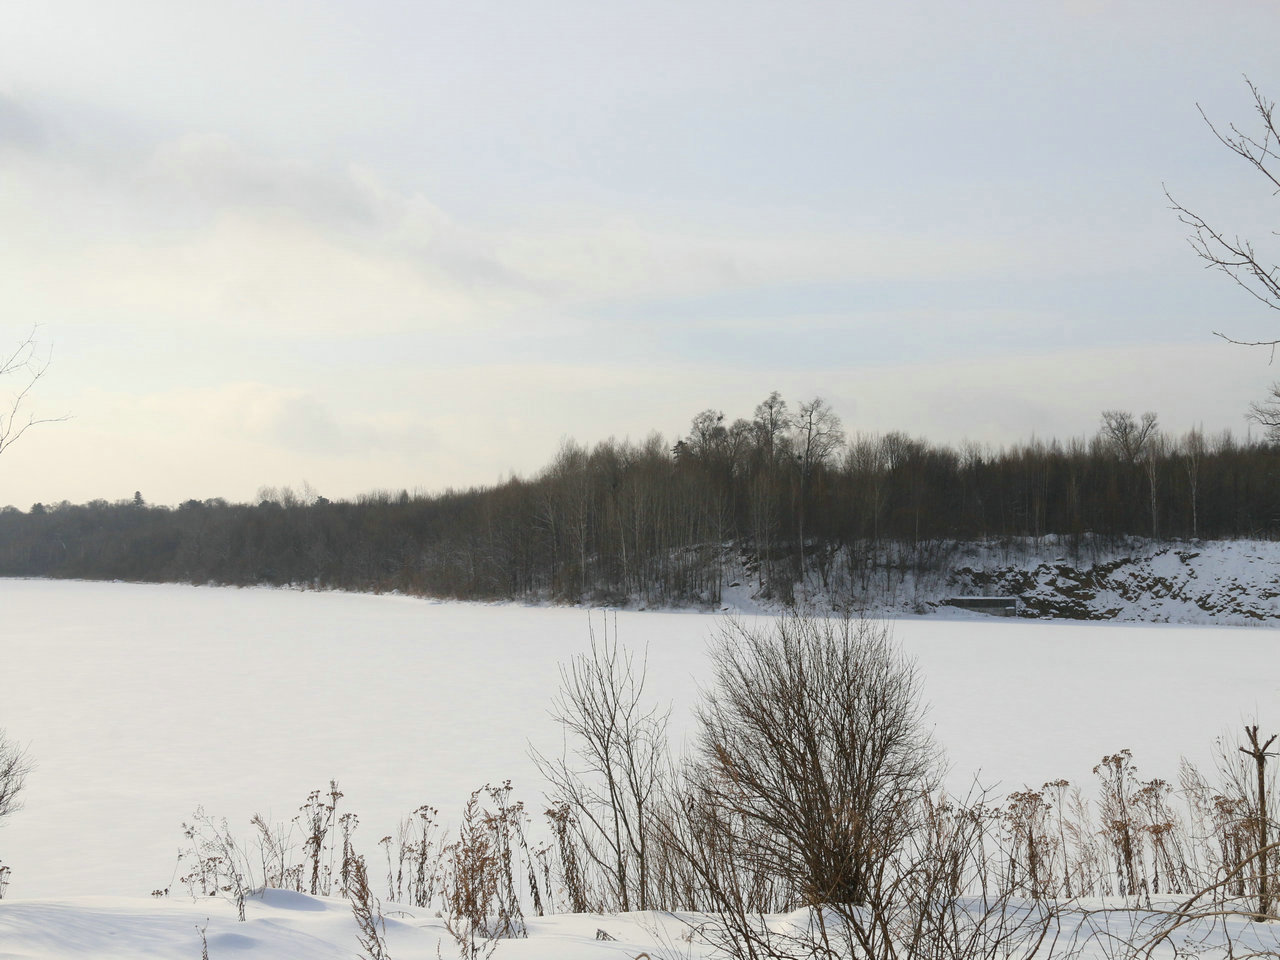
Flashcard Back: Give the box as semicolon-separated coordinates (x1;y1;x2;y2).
2;393;1279;605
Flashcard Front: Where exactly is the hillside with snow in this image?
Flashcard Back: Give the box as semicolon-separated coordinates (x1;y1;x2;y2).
741;537;1280;625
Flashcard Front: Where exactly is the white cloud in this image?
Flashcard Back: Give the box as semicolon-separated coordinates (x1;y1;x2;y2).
1;122;1072;349
144;134;381;228
0;4;1276;510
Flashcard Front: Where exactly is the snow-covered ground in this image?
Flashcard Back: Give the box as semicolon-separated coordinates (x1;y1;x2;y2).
943;538;1280;623
2;579;1279;956
5;890;1280;960
754;537;1280;624
0;888;721;960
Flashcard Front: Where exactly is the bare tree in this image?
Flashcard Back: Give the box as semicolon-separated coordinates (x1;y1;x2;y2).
792;397;845;481
1245;381;1280;443
686;409;729;461
531;615;670;912
0;731;33;898
1099;411;1163;536
0;327;65;456
1167;78;1280;351
1181;427;1205;536
751;391;791;463
1100;411;1159;465
1239;725;1278;921
0;732;29;826
791;398;844;583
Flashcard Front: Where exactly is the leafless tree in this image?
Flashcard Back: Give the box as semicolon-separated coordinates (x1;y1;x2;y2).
686;409;729;461
1167;78;1280;353
1099;411;1163;536
790;398;844;583
1100;411;1159;465
1245;381;1280;442
0;731;28;895
1239;725;1278;921
1181;427;1206;536
0;327;65;456
0;729;31;896
0;731;29;827
792;397;845;481
751;391;791;463
531;614;670;912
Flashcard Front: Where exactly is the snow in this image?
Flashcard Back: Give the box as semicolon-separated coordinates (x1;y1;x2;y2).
849;537;1280;624
3;578;1280;956
3;892;1280;959
0;890;629;960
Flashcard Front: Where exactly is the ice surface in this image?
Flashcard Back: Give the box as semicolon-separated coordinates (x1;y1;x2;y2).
1;578;1277;906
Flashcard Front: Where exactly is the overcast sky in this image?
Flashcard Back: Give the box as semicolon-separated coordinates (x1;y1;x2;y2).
2;1;1279;507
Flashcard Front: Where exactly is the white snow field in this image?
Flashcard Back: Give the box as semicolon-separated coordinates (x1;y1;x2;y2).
4;891;1280;960
0;889;743;960
2;578;1280;958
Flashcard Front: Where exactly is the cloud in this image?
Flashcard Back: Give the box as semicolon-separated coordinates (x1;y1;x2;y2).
0;94;43;151
145;134;381;228
2;121;1068;347
159;382;433;458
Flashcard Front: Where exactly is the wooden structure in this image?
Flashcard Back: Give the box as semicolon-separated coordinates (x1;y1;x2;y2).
944;596;1019;617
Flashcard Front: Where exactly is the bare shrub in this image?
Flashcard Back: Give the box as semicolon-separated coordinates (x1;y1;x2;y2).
655;613;1076;960
172;783;343;908
250;813;295;891
1004;787;1058;900
1133;776;1191;896
1095;750;1145;898
300;781;343;896
380;804;445;906
482;781;543;924
340;811;360;897
693;613;941;908
0;731;30;825
662;774;1062;960
443;791;501;960
0;729;31;898
179;808;254;921
544;800;593;914
438;782;546;957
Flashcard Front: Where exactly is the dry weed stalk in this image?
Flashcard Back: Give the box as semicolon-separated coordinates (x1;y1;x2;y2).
300;781;343;896
179;808;253;921
351;855;392;960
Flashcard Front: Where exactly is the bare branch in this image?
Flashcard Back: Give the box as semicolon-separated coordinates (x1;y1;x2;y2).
1170;77;1280;357
0;326;69;457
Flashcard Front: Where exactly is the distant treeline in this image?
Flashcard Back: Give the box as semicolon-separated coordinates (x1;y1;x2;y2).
2;394;1278;604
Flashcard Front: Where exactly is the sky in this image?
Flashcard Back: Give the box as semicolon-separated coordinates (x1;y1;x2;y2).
2;1;1279;508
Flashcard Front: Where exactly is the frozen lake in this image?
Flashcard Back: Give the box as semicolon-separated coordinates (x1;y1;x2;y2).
2;578;1277;898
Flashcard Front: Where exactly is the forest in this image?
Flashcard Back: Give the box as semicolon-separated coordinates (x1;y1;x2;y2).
1;394;1277;606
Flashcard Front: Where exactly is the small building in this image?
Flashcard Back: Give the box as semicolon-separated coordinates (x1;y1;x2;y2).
944;596;1019;617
